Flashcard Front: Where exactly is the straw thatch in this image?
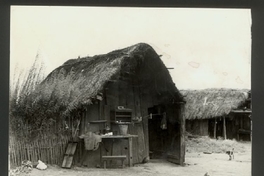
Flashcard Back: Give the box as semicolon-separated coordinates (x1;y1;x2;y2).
181;88;250;120
28;43;183;118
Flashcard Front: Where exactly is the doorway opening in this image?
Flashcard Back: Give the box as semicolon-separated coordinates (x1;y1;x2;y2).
148;105;169;159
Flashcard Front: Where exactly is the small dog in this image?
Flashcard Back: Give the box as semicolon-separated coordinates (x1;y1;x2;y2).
226;148;234;160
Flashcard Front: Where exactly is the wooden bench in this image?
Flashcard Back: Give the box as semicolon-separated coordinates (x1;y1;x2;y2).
101;155;126;169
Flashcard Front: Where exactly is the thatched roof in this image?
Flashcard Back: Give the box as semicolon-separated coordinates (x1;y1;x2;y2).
181;88;250;120
29;43;183;117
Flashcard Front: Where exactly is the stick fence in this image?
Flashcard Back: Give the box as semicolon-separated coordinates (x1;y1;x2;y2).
9;135;71;167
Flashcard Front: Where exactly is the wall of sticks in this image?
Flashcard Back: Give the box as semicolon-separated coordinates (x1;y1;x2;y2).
9;135;71;167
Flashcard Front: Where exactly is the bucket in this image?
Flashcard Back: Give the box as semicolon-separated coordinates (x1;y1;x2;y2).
119;124;128;135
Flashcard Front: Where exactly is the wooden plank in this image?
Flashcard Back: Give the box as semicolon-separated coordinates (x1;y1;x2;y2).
135;124;145;163
106;81;119;110
128;125;139;164
126;81;139;164
118;79;127;107
86;104;101;132
63;156;74;168
102;155;126;159
99;97;104;120
133;80;147;163
250;120;252;141
139;89;150;160
104;105;110;128
70;143;78;155
111;139;121;166
62;142;78;168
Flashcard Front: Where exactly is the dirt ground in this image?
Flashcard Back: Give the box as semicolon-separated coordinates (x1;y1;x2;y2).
17;142;251;176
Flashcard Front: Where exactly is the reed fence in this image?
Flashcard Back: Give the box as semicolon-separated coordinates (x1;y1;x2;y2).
9;135;71;167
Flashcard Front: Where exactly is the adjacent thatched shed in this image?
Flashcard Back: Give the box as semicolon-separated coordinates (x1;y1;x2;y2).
27;43;186;167
181;89;251;141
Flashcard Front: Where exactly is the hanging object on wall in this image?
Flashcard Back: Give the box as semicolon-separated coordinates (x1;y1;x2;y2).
149;113;152;119
161;112;167;130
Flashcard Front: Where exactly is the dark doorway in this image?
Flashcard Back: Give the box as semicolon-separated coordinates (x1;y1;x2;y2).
148;105;168;159
208;118;223;139
147;105;183;165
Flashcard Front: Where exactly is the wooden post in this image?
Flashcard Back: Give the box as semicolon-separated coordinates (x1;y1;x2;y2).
214;118;217;139
250;120;252;141
223;116;227;140
179;103;185;166
128;137;133;167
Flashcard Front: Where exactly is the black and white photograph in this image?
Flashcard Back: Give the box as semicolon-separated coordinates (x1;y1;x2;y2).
9;6;251;176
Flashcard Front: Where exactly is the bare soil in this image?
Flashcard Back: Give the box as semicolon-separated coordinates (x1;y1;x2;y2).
16;141;251;176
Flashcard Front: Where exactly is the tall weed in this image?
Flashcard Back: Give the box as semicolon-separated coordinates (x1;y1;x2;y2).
9;54;46;140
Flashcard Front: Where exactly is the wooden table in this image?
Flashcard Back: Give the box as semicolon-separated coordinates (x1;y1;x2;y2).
100;135;138;167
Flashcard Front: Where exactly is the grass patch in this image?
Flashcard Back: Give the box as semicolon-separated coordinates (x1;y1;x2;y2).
186;136;250;154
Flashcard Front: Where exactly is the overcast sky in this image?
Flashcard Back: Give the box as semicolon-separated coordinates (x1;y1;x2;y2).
10;6;251;90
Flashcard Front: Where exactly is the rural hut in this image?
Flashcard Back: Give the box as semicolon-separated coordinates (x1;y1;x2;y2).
181;89;251;141
29;43;186;168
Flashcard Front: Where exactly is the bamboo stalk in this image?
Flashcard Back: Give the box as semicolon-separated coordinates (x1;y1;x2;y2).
19;142;22;164
48;138;51;164
15;141;17;166
14;141;17;166
50;138;53;164
46;138;49;163
10;143;13;166
50;139;52;164
16;143;18;166
38;140;41;161
54;138;57;164
45;137;49;163
45;138;48;163
34;142;37;162
21;141;24;162
19;141;21;165
26;144;30;161
10;140;14;166
18;141;20;164
35;141;38;162
12;141;17;166
31;144;34;162
12;142;15;166
55;138;57;164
